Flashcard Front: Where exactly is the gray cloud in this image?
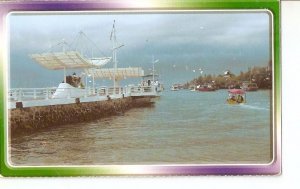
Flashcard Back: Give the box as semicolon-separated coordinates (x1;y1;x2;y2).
9;12;271;87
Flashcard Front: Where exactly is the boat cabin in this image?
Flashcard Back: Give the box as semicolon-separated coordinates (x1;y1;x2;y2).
141;74;164;92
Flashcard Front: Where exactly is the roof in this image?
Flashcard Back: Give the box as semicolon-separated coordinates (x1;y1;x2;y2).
85;67;144;80
228;89;245;94
142;74;159;78
30;51;111;70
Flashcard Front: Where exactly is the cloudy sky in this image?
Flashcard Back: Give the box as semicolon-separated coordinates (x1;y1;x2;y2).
9;11;271;87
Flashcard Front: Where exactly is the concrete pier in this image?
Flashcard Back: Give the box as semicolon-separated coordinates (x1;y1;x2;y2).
9;96;154;136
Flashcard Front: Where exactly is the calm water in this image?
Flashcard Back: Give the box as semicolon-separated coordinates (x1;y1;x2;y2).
10;90;272;165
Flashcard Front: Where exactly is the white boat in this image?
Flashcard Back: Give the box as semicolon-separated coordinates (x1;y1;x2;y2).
171;84;179;91
141;74;164;92
52;82;85;99
140;56;163;92
29;21;158;100
190;85;196;91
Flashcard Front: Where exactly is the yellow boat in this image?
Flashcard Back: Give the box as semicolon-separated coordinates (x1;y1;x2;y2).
227;89;246;104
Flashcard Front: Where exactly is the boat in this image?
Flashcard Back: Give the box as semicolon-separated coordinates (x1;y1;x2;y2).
30;21;154;99
241;69;259;91
227;89;246;104
140;56;164;92
196;84;216;92
189;85;197;91
52;73;86;99
171;84;179;91
141;74;164;92
241;82;258;91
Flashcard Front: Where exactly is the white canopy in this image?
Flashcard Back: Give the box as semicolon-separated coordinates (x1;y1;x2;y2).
85;67;144;80
30;51;111;70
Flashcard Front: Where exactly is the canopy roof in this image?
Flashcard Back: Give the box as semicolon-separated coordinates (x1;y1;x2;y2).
228;89;245;94
142;74;159;78
30;51;111;70
85;67;144;80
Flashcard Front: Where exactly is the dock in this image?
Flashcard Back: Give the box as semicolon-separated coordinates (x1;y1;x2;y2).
8;85;158;109
8;21;162;135
8;85;159;136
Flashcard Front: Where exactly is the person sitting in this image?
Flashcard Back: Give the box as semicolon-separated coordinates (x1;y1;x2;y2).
230;95;236;101
237;95;244;103
240;95;244;103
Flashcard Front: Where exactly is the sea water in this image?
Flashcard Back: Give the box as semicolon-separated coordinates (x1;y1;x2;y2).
10;90;272;165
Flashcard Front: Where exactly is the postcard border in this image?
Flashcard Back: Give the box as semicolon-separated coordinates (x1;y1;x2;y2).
0;0;281;176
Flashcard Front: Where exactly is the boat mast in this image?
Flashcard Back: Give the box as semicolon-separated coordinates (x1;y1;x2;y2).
110;20;124;95
151;55;159;84
111;20;117;95
61;39;67;83
152;55;155;82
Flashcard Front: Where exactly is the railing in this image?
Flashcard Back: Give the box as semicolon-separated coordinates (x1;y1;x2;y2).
8;88;57;101
8;85;157;102
129;86;153;93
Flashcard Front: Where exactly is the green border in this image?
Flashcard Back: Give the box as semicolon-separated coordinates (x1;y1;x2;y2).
0;0;280;176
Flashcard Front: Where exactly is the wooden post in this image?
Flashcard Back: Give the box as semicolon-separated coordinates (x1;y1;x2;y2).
105;87;108;96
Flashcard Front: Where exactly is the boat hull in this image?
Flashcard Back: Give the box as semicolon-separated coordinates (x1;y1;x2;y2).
245;87;258;91
227;99;245;104
52;83;86;99
197;88;216;92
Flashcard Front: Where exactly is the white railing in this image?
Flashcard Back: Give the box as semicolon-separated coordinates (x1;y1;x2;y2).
8;87;57;101
8;85;157;102
129;86;153;93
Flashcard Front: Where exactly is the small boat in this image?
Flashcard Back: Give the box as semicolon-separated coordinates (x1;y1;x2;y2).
196;84;216;92
242;82;258;91
189;85;197;91
171;84;179;91
227;89;246;104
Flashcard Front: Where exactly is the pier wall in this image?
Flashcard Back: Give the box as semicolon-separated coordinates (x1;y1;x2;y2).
9;96;153;136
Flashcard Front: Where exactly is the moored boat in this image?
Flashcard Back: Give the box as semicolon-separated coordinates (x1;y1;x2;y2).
242;82;258;91
29;21;159;100
141;74;164;92
171;84;179;91
196;84;216;92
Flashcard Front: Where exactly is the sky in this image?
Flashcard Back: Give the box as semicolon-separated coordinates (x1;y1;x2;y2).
8;11;271;88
